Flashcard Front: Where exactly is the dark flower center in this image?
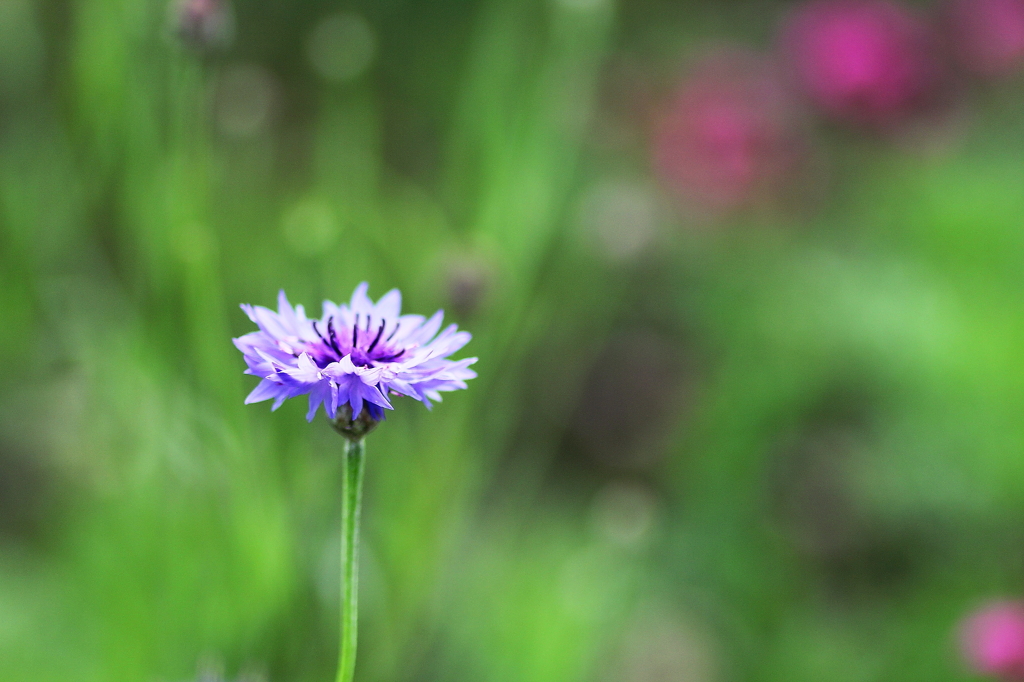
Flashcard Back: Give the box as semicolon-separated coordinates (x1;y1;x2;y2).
306;314;403;368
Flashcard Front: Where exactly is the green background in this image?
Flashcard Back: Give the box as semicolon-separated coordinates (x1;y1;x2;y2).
1;0;1023;680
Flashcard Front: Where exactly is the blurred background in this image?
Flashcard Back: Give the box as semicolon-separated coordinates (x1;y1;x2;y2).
4;0;1024;680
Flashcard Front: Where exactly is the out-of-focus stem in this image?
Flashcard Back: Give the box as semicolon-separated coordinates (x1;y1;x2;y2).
337;438;365;682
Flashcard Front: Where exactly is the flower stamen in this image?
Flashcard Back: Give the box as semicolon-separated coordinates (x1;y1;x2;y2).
312;320;331;350
327;317;344;355
366;320;387;353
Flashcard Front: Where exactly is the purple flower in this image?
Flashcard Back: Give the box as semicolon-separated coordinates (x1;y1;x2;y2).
652;49;804;216
171;0;234;51
233;284;477;425
960;601;1024;680
780;0;941;125
944;0;1024;77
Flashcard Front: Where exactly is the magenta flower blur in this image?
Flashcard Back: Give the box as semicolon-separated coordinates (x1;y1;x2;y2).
960;601;1024;680
945;0;1024;77
652;49;803;214
234;284;477;424
173;0;233;51
780;0;940;125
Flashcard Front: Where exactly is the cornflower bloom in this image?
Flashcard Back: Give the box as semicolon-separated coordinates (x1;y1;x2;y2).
234;283;476;436
234;283;476;682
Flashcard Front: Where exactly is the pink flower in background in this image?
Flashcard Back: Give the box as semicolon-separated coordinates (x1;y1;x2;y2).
652;50;803;214
944;0;1024;77
960;601;1024;680
780;0;941;125
171;0;234;51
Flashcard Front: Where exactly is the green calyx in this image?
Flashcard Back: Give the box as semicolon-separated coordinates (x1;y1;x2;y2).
329;405;381;441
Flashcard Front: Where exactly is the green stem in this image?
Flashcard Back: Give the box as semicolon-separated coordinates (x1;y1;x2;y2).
337;438;366;682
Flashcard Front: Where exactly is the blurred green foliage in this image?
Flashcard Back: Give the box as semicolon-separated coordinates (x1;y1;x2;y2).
3;0;1024;681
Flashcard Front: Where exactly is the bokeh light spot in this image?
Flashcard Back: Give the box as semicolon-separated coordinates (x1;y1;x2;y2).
577;179;659;262
306;13;377;83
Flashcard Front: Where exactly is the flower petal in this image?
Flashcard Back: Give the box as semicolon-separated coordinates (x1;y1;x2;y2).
350;282;373;315
359;382;393;409
374;288;402;320
405;310;444;346
348;390;364;420
245;378;284;404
